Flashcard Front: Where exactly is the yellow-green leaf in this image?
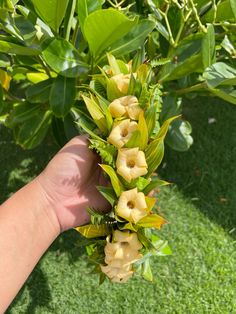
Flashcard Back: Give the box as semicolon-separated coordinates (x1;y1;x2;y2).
120;222;138;232
145;196;156;212
26;72;49;84
138;111;148;150
82;95;107;134
100;164;123;196
137;214;167;229
75;224;110;238
0;69;11;90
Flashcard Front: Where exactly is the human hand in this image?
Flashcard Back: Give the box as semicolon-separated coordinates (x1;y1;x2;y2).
37;135;110;232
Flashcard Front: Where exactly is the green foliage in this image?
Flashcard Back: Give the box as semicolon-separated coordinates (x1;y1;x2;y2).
89;138;116;166
0;0;236;151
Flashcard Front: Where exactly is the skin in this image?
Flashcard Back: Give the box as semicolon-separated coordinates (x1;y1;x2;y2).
0;135;109;313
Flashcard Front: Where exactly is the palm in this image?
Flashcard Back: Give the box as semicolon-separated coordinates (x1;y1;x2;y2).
38;136;109;231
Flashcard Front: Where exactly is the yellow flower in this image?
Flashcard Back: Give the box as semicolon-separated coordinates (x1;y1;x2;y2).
116;188;148;223
100;264;133;283
100;230;142;283
108;95;142;120
116;148;148;182
110;73;131;95
107;119;138;148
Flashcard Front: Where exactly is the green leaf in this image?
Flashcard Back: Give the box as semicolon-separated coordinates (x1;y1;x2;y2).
209;87;236;105
143;178;170;195
124;130;141;148
145;103;158;137
156;115;180;141
31;0;69;33
26;79;52;103
49;76;76;117
0;40;40;55
100;164;123;197
14;110;52;149
166;120;193;152
107;20;155;58
82;95;107;134
96;186;117;206
159;34;204;82
142;259;153;282
136;177;150;192
230;0;236;21
84;8;138;58
42;38;89;77
203;62;236;88
202;24;215;69
89;138;116;166
5;102;41;126
77;0;104;36
75;224;110;238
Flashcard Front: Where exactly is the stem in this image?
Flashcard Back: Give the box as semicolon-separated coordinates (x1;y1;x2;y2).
72;20;80;46
163;4;175;46
65;0;76;41
189;0;207;33
175;82;207;95
37;56;51;78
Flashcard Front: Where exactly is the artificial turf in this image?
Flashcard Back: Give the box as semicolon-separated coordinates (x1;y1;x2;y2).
2;96;236;314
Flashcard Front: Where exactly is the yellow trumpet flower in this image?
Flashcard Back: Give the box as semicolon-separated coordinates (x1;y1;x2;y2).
116;148;148;182
108;95;142;120
116;188;148;223
107;119;138;148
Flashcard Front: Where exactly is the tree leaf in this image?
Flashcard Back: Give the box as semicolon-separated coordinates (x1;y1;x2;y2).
75;224;110;238
26;79;52;103
31;0;69;33
42;38;89;77
50;76;76;117
100;164;123;197
166;120;193;152
84;8;138;58
77;0;104;36
0;40;40;55
203;62;236;88
107;20;155;58
202;24;215;69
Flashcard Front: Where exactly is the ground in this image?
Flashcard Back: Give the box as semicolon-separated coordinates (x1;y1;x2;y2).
2;96;236;314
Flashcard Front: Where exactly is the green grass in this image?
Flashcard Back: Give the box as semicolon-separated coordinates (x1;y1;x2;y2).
2;96;236;314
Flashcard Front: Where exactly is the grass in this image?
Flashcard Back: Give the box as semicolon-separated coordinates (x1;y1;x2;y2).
2;96;236;314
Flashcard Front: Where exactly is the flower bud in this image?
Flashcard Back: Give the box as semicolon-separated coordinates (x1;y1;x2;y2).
116;148;148;182
107;119;138;148
116;188;148;223
108;95;142;120
110;73;131;95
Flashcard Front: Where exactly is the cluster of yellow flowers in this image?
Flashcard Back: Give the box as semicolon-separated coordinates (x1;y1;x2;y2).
100;94;151;282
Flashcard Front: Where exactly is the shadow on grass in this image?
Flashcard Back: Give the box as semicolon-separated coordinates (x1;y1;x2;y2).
159;96;236;238
0;126;86;313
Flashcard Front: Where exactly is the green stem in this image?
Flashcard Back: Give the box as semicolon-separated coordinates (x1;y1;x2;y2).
65;0;76;41
37;56;51;78
72;20;80;46
189;0;207;33
163;4;175;46
175;82;207;95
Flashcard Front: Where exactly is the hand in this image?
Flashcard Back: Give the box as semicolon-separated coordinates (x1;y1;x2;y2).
37;135;110;232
